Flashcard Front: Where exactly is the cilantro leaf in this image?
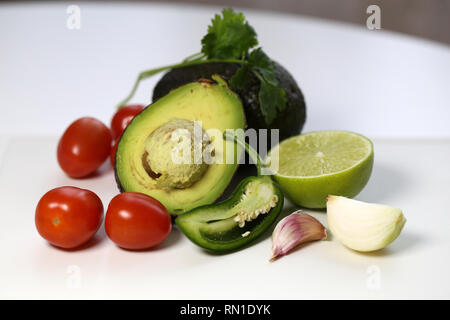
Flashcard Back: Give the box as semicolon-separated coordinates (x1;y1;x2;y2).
229;64;251;90
258;79;287;125
247;48;287;124
247;48;277;86
201;8;258;59
248;48;273;70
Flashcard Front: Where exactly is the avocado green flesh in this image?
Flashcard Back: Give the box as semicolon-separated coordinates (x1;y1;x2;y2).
175;176;284;252
115;77;246;214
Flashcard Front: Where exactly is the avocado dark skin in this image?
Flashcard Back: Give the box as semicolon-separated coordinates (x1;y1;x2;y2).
152;62;306;141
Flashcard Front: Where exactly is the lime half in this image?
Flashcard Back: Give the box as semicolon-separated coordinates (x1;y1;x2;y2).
266;131;374;209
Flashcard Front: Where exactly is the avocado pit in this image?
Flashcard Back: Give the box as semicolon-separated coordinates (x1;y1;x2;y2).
142;119;211;190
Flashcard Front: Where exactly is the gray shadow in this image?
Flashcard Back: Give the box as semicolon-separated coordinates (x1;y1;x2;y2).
57;160;113;180
389;231;424;254
117;226;183;252
350;231;424;257
48;224;107;252
216;164;257;202
357;162;410;204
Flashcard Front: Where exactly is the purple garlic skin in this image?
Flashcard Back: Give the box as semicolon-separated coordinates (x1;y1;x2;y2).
270;211;327;261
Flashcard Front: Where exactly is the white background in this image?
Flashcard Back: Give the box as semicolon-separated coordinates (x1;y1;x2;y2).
1;2;449;138
0;3;449;300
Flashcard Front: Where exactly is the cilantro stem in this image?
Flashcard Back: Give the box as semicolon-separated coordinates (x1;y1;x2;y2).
208;58;244;64
223;130;266;176
250;68;264;82
117;58;246;109
183;52;205;62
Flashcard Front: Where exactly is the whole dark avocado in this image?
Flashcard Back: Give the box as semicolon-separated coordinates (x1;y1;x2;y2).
152;62;306;141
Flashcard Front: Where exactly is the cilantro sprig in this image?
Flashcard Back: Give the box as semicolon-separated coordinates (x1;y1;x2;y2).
117;8;286;126
201;9;257;60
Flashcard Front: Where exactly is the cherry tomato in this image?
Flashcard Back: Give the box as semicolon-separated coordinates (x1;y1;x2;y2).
111;104;145;140
57;117;112;178
105;192;171;250
110;139;119;167
35;187;104;249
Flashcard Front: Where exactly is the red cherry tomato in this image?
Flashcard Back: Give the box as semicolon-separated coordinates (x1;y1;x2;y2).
111;105;145;140
35;187;104;249
105;192;171;250
57;117;112;178
110;139;119;167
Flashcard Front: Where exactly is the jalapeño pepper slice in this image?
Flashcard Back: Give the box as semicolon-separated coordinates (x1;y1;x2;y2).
175;131;284;252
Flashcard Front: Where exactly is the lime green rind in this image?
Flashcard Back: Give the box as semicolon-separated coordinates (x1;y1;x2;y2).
267;130;374;209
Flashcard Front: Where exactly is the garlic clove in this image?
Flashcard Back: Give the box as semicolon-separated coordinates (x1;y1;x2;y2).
270;211;327;261
327;195;406;252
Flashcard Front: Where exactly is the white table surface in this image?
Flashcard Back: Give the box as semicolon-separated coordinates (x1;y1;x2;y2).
1;3;449;299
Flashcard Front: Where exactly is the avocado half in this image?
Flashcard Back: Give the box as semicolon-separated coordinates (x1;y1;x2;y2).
153;62;306;141
115;76;246;214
